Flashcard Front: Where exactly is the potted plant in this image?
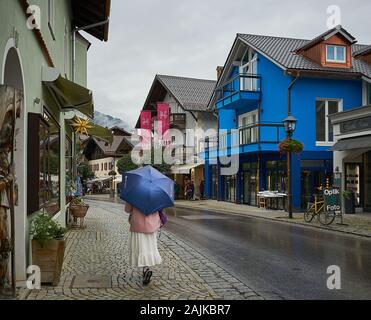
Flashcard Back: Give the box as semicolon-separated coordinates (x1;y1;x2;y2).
343;189;355;214
30;213;67;286
69;197;89;227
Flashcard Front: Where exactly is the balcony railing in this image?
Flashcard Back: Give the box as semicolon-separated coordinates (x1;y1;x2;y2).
170;113;186;129
216;73;261;109
204;122;285;151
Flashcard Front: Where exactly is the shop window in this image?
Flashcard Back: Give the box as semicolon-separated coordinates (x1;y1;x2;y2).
224;175;237;203
65;136;72;202
39;111;60;215
242;162;258;205
27;111;60;216
265;161;287;193
104;163;107;171
211;165;218;200
316;99;341;143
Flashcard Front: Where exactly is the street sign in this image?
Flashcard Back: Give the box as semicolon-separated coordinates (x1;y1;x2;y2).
323;188;341;213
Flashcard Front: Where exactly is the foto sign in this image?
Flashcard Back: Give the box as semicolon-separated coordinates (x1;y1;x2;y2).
324;188;341;213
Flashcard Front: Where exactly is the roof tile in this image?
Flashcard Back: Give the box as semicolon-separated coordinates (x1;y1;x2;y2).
237;33;371;78
157;75;216;111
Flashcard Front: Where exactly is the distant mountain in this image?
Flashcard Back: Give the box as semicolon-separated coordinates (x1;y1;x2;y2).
93;111;130;131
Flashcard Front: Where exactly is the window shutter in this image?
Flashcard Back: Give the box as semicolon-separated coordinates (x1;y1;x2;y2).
27;113;40;215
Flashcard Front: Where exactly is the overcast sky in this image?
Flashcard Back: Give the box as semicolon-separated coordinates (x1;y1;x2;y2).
82;0;371;129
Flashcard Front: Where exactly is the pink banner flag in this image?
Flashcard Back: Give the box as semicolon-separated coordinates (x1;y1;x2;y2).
140;111;152;149
157;103;170;146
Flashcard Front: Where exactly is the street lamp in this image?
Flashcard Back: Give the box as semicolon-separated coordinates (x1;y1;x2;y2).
283;114;297;219
283;115;297;138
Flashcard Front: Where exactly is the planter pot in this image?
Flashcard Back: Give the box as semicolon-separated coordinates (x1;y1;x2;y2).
32;239;65;286
344;194;356;215
70;205;89;218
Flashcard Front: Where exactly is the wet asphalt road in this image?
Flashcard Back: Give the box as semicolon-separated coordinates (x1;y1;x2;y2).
165;206;371;300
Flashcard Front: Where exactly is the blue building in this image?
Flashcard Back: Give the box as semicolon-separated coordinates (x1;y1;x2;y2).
204;26;371;211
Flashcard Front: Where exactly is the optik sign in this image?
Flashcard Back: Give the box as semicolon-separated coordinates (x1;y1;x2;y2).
324;188;341;213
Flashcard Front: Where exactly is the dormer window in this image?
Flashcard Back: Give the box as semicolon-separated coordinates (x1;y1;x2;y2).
326;45;346;63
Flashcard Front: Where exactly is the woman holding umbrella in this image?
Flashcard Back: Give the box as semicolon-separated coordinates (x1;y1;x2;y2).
125;202;162;285
121;166;174;285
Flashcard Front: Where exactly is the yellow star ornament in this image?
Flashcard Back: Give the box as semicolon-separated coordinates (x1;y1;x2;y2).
71;117;93;135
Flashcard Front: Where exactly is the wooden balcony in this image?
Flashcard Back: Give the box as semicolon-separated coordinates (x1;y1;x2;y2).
170;113;186;129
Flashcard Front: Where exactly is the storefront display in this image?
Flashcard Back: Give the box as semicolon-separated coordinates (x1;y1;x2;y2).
265;161;286;193
242;162;257;206
224;175;237;203
345;163;361;206
211;166;218;200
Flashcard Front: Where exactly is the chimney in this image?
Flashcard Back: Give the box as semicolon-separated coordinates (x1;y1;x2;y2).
216;66;224;80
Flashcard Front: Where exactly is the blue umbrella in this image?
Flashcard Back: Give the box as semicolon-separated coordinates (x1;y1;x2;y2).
120;166;174;215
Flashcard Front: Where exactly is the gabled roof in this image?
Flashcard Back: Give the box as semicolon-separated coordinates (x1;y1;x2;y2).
294;25;357;52
157;75;216;111
84;135;133;160
110;126;131;136
93;136;132;155
236;34;371;77
135;74;216;128
208;28;371;109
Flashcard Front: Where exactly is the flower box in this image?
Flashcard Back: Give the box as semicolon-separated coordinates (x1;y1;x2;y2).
32;239;65;286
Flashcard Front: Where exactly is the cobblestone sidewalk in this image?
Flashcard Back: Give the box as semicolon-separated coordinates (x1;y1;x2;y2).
19;201;266;300
176;200;371;238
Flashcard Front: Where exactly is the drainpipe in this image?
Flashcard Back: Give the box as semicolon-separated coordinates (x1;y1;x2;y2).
287;71;300;115
72;19;110;82
286;71;300;218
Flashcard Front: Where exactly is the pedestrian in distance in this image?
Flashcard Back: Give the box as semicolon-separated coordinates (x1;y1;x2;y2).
189;181;195;200
199;180;205;200
125;202;162;285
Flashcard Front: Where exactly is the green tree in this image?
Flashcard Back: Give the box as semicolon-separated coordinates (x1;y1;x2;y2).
78;162;95;181
117;154;139;175
117;148;172;175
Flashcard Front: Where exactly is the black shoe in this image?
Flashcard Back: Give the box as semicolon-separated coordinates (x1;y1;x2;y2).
143;270;153;285
143;267;149;277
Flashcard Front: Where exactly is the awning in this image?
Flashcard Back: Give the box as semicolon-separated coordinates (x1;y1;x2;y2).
42;66;94;118
114;176;122;183
88;176;113;183
171;163;203;174
332;135;371;151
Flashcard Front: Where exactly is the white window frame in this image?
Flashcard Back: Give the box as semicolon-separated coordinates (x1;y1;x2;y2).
239;110;259;144
316;98;343;146
326;45;346;63
239;50;258;91
48;0;56;40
